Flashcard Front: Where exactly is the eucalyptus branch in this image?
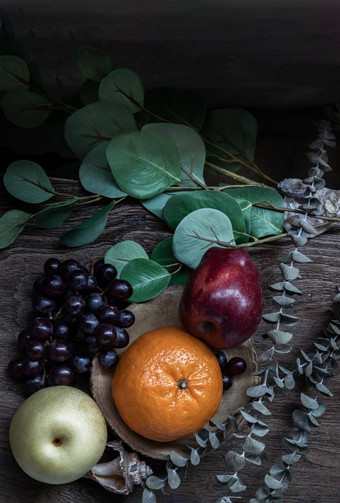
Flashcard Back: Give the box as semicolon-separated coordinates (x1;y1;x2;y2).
252;200;340;223
205;161;269;188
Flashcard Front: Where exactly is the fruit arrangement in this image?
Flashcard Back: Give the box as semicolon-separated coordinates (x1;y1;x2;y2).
7;257;135;395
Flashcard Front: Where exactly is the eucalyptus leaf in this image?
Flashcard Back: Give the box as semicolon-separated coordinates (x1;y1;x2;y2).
60;200;115;247
150;237;192;286
170;451;189;467
1;89;51;128
167;468;181;489
172;208;234;269
163;190;247;243
145;87;206;130
247;384;269;398
300;393;319;410
105;240;148;276
120;258;170;302
35;199;77;228
0;54;29;90
145;476;165;490
282;453;301;465
209;431;220;449
223;187;284;238
230;479;247;493
106;130;181;199
64;101;137;158
4;160;55;203
251;401;271;416
0;209;31;249
243;437;265;455
143;123;206;187
267;329;293;345
99;68;144;113
79;142;127;198
190;449;200;466
279;263;300;281
141;193;173;219
77;46;112;82
265;475;283;490
202;108;257;171
225;451;246;471
142;488;157;503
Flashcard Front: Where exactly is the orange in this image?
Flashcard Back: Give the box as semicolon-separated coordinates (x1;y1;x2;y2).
112;326;223;442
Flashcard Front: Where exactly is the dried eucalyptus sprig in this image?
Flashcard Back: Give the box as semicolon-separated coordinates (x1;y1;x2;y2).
212;118;337;500
250;287;340;503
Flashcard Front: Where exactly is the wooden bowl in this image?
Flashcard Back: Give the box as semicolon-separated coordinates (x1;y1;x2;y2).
90;286;258;460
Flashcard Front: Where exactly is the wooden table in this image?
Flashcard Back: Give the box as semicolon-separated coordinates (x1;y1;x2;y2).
1;133;340;503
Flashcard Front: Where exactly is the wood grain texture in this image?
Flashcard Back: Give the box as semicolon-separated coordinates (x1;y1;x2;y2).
1;174;340;503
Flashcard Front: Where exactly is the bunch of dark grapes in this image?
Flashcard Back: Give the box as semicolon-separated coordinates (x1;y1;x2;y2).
214;351;247;390
7;257;134;395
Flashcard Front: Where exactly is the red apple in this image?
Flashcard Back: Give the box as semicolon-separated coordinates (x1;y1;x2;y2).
179;247;263;348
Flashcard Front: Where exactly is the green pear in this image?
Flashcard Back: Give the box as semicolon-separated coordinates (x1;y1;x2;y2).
9;386;107;484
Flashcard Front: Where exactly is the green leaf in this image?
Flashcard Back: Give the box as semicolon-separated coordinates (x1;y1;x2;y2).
0;209;31;249
142;489;156;503
225;451;246;471
172;208;234;269
0;54;29;91
150;237;192;286
106;130;181;199
223;187;284;238
145;87;206;130
60;200;115;247
1;90;51;128
202;108;257;171
4;161;54;203
143;123;206;187
99;68;144;113
120;258;171;302
264;475;283;490
104;240;148;276
141;193;173;219
300;393;319;410
77;46;112;82
64;101;137;159
79;142;127;198
170;451;188;467
163;190;247;243
35;200;77;228
242;436;265;455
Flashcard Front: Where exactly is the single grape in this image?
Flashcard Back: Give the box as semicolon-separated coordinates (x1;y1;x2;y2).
78;312;99;335
98;349;119;369
53;319;75;340
226;357;247;376
32;294;55;315
97;304;119;324
113;327;129;348
26;340;46;361
86;335;102;356
213;349;228;370
86;292;105;313
22;358;43;378
44;257;61;276
59;259;82;282
23;374;46;395
222;373;233;391
117;309;135;328
48;339;72;362
42;274;66;298
72;354;92;374
29;317;53;341
33;276;45;294
96;263;117;288
83;274;98;292
67;270;88;290
62;295;86;317
7;357;25;379
48;364;74;385
96;323;117;346
107;279;133;302
17;329;31;348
